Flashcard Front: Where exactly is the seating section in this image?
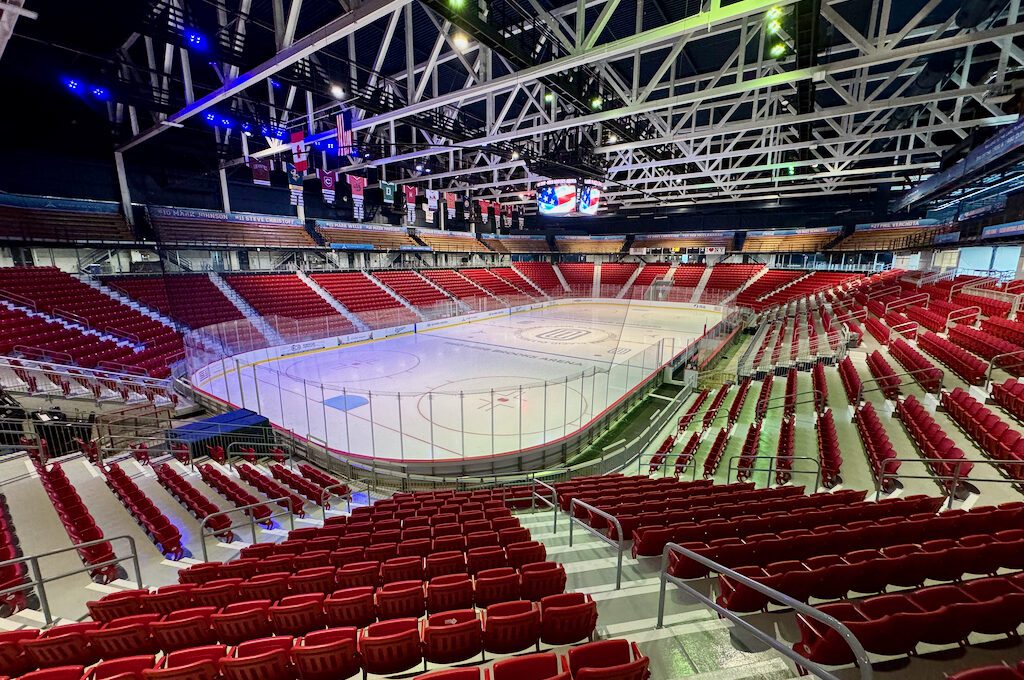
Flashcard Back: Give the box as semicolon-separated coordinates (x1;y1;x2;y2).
897;395;973;489
672;265;705;289
236;464;306;517
198;464;273;525
415;231;491;253
735;270;805;310
795;572;1024;664
866;351;901;399
756;273;860;309
513;263;564;294
742;231;835;253
942;388;1024;481
632;233;733;250
556;264;595;291
555;237;624;254
151;212;315;248
421;270;493;301
983;317;1024;347
624;264;670;297
816;409;842;487
700;264;764;303
103;464;182;559
0;202;135;243
222;274;353;339
314;222;416;249
918;332;988;385
153;464;233;541
832;225;942;251
855;402;901;490
491;267;544;297
0;268;183;377
479;236;551;253
0;493;28;615
310;272;417;327
460;269;533;299
371;270;451;309
598;263;638;290
948;324;1024;373
105;275;243;330
888;339;942;392
993;378;1024;422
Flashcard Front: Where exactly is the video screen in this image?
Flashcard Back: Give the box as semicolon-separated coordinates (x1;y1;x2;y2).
536;181;577;215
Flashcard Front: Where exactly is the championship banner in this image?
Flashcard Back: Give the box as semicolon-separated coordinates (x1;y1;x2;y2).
336;110;355;156
403;185;418;224
318;169;337;204
426;190;439;212
444;192;456;220
380;181;396;205
478;200;490;228
249;159;271;186
347;175;366;220
290;133;308;173
286;163;304;206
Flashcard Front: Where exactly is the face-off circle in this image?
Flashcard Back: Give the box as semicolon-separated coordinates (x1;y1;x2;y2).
512;325;613;345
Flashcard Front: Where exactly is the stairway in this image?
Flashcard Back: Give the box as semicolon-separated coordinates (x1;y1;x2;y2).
592;264;602;297
616;264;645;299
723;267;769;305
757;271;813;302
366;272;425;320
551;264;571;293
510;264;549;298
414;270;472;313
207;273;285;346
79;275;184;333
296;271;369;332
663;264;678;282
690;266;714;304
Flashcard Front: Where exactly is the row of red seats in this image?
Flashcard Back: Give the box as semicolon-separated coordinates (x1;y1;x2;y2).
955;292;1011;318
774;416;795;484
645;434;675;474
4;592;600;680
104;465;182;560
992;378;1024;422
904;304;947;333
783;368;797;417
384;489;532;514
864;316;890;344
630;493;937;558
343;503;516;526
0;494;28;615
418;639;650;680
949;324;1024;374
843;317;863;346
734;423;762;483
888;338;942;392
941;388;1024;480
837;356;861;404
754;374;772;421
866;350;901;399
811;363;827;413
720;532;1023;614
701;428;729;479
673;432;701;476
670;502;1021;579
36;462;119;583
280;514;522;548
236;465;305;517
296;465;347;496
816;410;842;487
725;379;750;425
555;475;703;513
795;573;1024;665
919;331;987;385
199;465;271;524
153;465;232;541
854;402;900;490
676;389;708;431
884;310;916;339
701;384;730;430
269;466;324;505
897;395;974;487
950;661;1024;680
982;316;1024;347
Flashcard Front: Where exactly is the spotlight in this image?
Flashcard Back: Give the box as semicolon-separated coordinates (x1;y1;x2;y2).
449;0;465;8
330;84;344;99
543;92;554;104
767;19;782;34
766;6;783;21
90;87;109;100
260;125;269;135
184;29;207;51
770;43;787;58
415;163;424;171
607;134;618;144
62;77;81;92
590;95;603;110
270;79;281;89
220;117;233;127
511;150;520;160
452;31;469;51
205;112;217;123
425;167;432;173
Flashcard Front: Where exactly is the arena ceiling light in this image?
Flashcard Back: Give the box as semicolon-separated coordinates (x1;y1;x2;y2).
330;84;344;99
452;31;470;52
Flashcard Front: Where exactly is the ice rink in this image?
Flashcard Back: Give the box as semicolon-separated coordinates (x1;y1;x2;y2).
196;300;721;462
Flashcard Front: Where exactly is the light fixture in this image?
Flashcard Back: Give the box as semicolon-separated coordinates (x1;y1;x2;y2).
544;92;554;104
607;133;618;144
185;29;207;50
415;163;424;171
452;31;470;51
767;19;782;34
511;150;520;160
62;77;80;92
449;0;465;8
590;95;603;110
766;6;783;21
770;43;787;58
330;84;344;99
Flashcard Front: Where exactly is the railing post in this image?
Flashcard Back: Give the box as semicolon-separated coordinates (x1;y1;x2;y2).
127;537;143;588
28;557;52;627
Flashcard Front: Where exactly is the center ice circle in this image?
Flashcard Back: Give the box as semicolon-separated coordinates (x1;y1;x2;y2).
512;325;613;345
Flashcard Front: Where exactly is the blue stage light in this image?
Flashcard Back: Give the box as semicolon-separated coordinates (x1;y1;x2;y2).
220;117;233;127
91;87;109;100
185;29;207;51
205;112;217;122
270;79;282;89
63;77;81;92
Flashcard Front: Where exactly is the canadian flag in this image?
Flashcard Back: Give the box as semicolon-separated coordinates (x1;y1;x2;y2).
291;132;308;173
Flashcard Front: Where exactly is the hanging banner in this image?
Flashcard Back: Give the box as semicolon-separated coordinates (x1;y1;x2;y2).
249;159;271;186
381;181;396;204
444;192;456;220
336;110;355;156
286;163;303;206
426;190;439;212
318;169;337;204
290;132;308;173
347;175;366;220
403;185;418;224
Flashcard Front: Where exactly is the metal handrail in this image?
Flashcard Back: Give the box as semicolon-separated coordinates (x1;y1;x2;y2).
656;542;873;680
855;363;946;401
319;482;353;520
226;441;293;468
887;320;919;341
884;293;930;315
876;457;1023;508
985;349;1024;385
725;455;822;489
0;535;143;627
945;306;981;331
866;285;901;301
199;498;296;561
531;478;558;534
568;498;626;590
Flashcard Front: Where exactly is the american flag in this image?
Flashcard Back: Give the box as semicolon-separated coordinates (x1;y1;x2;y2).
577;184;601;215
336;110;355;155
537;183;576;215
